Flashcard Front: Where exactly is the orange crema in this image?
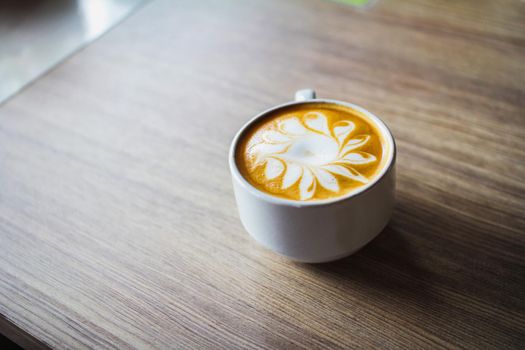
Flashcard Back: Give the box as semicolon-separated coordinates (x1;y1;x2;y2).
236;103;388;201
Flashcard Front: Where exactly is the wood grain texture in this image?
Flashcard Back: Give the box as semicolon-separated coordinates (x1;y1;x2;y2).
1;0;524;348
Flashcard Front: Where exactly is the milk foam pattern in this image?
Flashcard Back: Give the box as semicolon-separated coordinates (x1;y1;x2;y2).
251;112;377;200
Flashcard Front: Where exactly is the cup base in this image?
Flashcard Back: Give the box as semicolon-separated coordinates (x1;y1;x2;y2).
249;228;384;264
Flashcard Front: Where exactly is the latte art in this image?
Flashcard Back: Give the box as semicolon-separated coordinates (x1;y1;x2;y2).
236;103;386;201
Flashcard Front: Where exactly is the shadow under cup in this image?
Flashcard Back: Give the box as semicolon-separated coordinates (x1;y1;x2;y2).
229;94;396;263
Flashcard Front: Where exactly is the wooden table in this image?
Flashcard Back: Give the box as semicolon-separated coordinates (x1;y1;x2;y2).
1;0;524;348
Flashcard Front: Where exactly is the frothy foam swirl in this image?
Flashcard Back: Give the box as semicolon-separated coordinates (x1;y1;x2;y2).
237;106;384;201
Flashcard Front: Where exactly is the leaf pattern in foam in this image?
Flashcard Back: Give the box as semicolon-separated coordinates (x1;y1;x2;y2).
251;111;379;200
265;158;284;179
251;142;288;164
282;163;303;189
333;120;355;145
313;168;339;192
340;135;370;155
262;130;290;144
278;117;307;135
304;112;330;135
339;151;377;165
299;167;316;200
322;164;369;184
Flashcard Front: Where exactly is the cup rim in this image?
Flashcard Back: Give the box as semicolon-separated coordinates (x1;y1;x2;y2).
229;98;396;207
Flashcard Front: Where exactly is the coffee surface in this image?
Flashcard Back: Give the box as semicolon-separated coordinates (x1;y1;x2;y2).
236;103;387;201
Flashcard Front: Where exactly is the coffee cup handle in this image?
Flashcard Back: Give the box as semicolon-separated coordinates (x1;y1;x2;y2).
294;89;316;101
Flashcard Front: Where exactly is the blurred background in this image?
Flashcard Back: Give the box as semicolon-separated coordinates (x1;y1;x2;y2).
0;0;146;103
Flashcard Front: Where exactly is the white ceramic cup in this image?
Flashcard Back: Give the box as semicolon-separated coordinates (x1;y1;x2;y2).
229;89;396;263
